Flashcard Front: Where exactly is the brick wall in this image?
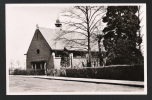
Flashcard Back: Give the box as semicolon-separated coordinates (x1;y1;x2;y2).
26;29;52;69
54;57;61;69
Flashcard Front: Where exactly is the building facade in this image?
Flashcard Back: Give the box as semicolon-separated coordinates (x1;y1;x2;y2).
26;19;100;74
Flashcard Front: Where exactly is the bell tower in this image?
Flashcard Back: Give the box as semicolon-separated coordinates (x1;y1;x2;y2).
55;18;62;30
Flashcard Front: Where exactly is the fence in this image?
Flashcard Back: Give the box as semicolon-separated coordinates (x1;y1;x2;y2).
52;52;100;69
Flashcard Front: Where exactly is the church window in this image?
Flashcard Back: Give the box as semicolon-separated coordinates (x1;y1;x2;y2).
37;49;40;54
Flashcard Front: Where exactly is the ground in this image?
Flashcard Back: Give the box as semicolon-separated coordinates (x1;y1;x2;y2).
9;76;144;93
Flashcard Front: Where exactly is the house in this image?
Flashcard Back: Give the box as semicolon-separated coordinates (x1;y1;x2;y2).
25;19;102;74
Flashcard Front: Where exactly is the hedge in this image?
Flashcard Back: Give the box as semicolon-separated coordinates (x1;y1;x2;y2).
61;65;144;81
12;69;45;75
47;68;67;77
13;69;27;75
27;69;45;75
12;65;144;81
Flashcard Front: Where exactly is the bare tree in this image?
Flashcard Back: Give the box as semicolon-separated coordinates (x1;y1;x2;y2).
24;62;26;70
16;60;20;69
56;6;106;67
10;60;14;69
9;60;14;74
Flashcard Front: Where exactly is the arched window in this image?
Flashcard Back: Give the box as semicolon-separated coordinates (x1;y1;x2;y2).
37;49;40;54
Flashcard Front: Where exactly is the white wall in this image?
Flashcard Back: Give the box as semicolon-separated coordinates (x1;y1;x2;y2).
54;57;61;69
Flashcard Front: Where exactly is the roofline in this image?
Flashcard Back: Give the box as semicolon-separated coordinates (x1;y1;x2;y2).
26;29;39;54
52;49;99;52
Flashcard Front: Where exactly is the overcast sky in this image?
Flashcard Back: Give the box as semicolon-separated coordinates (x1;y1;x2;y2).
6;4;146;69
6;4;70;69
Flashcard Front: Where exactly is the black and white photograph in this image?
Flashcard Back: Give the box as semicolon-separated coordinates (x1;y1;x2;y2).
6;4;147;95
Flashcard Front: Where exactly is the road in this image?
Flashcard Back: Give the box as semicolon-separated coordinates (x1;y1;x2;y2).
9;76;144;93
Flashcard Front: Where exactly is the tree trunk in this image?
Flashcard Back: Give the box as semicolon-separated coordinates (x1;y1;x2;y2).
86;6;92;67
98;36;102;66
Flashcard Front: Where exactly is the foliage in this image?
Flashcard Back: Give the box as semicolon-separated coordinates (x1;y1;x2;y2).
102;6;143;65
13;69;27;75
47;68;66;76
60;48;70;67
12;69;45;75
27;69;45;75
62;65;144;81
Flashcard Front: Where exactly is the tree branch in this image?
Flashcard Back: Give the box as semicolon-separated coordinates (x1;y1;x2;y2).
89;6;104;22
59;38;88;46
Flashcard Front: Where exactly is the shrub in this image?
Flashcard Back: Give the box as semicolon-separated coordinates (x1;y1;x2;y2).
47;69;66;77
59;68;66;77
27;69;45;75
63;65;144;81
13;69;27;75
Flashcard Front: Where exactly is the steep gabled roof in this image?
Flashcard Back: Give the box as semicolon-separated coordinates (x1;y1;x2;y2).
39;27;99;51
39;27;65;50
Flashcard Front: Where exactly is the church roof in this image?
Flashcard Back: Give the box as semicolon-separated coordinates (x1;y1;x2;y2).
38;27;99;51
39;27;64;50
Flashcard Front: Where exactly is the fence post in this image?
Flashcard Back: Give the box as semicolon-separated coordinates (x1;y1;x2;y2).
34;63;36;75
44;62;46;75
52;52;55;69
70;53;73;68
31;64;33;69
86;54;89;67
40;63;42;69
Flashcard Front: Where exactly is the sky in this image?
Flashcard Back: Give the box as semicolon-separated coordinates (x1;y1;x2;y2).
6;4;146;69
6;4;70;69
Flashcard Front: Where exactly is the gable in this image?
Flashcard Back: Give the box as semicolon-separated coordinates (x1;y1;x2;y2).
27;27;99;54
27;29;52;61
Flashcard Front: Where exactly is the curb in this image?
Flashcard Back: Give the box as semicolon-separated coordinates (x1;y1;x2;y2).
23;75;144;87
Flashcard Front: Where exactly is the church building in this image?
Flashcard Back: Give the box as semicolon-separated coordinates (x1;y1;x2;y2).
25;19;100;74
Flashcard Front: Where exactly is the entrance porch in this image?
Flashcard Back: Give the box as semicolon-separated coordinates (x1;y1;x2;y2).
30;61;47;75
